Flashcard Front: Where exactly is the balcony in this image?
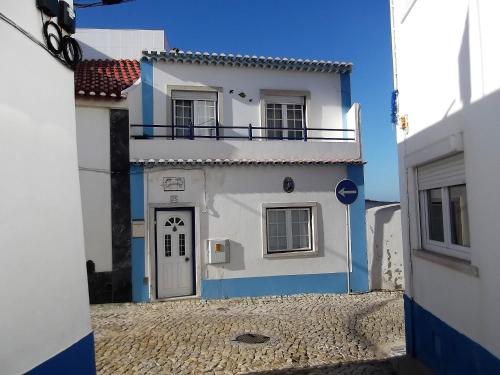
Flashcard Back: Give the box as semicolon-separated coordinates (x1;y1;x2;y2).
129;104;362;162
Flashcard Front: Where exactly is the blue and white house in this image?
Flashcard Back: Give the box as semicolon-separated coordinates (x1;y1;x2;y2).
74;34;370;302
125;50;369;301
391;0;500;372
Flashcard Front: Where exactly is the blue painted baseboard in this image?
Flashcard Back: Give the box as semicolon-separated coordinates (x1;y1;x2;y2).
26;332;96;374
202;272;347;299
132;237;149;302
404;294;500;374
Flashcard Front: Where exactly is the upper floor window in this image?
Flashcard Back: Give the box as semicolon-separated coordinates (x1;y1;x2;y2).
417;153;470;260
172;90;217;138
263;95;305;140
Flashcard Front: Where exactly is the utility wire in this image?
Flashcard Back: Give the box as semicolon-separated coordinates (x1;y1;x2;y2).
0;11;70;69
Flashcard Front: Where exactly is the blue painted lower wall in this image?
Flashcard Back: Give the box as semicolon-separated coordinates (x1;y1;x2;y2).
346;164;369;293
132;237;149;302
26;332;96;375
404;294;500;374
202;272;347;299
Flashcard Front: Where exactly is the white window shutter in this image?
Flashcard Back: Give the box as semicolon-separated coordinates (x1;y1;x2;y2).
264;95;305;105
417;153;465;190
171;90;217;101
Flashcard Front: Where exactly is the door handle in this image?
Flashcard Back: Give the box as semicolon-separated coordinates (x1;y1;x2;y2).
185;257;190;262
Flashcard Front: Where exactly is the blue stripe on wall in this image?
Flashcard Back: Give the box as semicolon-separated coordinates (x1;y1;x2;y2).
347;164;369;293
26;332;96;375
130;164;144;221
140;59;154;138
404;294;500;374
202;272;347;299
130;164;148;302
132;237;148;302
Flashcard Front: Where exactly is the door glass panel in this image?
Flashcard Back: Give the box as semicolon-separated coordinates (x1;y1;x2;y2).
428;188;444;242
179;233;186;256
164;234;172;257
449;185;470;247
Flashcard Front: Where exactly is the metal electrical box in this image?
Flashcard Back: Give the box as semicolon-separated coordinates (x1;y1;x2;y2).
207;239;230;264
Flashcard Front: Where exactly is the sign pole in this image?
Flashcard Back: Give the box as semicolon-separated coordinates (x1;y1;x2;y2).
346;205;351;294
336;178;357;295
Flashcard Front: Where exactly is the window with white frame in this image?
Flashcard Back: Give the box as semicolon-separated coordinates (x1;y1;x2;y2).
263;203;318;256
263;95;305;140
417;153;471;260
172;90;217;138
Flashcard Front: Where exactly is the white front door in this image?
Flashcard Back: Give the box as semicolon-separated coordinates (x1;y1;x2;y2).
156;210;194;298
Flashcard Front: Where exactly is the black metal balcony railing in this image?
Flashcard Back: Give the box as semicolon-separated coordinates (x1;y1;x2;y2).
130;124;355;141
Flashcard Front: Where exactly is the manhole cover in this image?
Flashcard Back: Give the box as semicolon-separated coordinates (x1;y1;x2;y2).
234;333;270;344
216;307;229;311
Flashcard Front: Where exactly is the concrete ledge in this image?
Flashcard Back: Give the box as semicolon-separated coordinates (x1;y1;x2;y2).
412;248;479;277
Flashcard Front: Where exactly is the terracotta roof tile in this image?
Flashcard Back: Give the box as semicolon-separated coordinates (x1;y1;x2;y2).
75;59;140;99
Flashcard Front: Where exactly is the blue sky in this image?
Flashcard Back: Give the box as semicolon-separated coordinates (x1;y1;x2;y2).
77;0;399;201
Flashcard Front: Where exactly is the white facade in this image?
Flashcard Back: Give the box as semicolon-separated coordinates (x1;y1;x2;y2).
75;28;167;60
0;1;94;374
128;53;368;301
392;0;500;370
144;165;351;292
76;104;118;272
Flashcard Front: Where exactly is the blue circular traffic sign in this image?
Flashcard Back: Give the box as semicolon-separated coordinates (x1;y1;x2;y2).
335;179;358;205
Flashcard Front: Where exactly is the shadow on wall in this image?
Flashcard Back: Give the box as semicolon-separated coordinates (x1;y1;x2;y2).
366;201;404;291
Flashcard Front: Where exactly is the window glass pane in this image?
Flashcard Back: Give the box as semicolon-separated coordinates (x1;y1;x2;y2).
194;100;216;137
266;104;283;139
267;209;287;251
286;104;304;140
174;100;193;137
291;209;310;249
449;185;470;247
428;189;444;242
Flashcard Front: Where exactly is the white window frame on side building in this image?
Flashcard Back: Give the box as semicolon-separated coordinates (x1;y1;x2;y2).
417;153;471;261
262;202;319;258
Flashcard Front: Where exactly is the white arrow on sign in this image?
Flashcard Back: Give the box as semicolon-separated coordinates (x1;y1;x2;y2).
338;188;357;197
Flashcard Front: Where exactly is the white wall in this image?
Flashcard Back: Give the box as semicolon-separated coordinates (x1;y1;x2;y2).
0;2;92;374
144;165;351;292
152;63;344;132
75;28;167;60
366;201;404;290
76;106;112;272
128;63;361;161
393;0;500;357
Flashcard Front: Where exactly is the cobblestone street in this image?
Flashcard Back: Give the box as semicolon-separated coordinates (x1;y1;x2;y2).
91;292;404;374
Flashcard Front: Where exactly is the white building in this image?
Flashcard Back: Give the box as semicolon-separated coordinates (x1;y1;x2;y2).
391;0;500;372
75;28;167;60
75;36;369;302
0;2;95;374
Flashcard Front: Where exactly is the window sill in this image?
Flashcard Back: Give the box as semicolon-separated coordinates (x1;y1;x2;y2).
412;248;479;277
264;250;318;259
